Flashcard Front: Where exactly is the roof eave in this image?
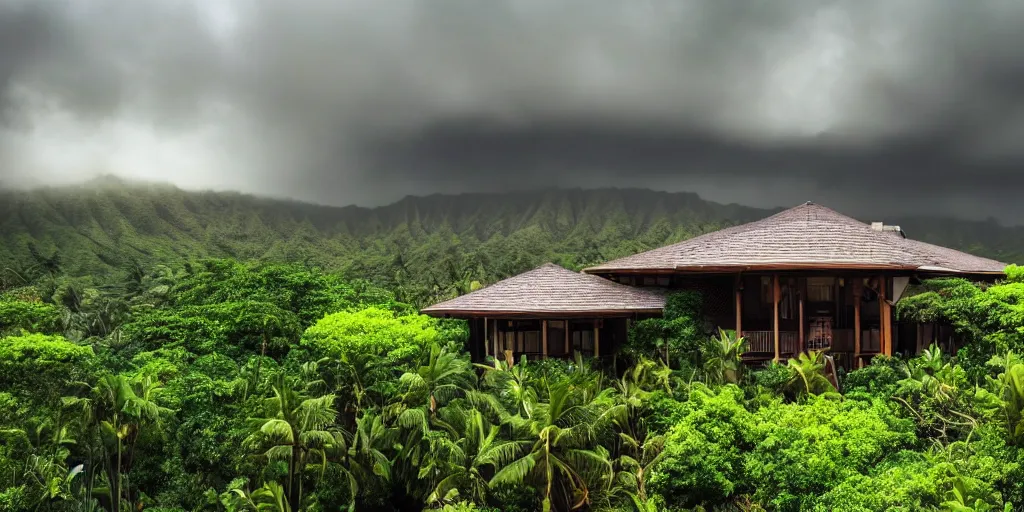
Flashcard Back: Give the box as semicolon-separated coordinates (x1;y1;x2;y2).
420;307;665;319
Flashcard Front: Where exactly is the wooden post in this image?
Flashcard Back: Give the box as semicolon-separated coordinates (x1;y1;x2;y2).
798;288;805;353
492;320;499;367
734;274;743;337
773;274;781;362
878;275;890;356
564;320;570;356
853;279;862;367
542;320;548;359
594;323;600;358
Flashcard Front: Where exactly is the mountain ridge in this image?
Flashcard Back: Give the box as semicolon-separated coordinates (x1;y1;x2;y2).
2;182;1022;300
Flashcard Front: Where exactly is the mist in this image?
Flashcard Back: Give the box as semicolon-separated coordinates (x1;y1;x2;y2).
2;0;1024;223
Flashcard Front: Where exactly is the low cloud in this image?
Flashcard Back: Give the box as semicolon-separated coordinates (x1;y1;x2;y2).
2;0;1024;222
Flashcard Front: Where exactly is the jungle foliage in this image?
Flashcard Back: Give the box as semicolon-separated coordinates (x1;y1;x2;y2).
2;182;1024;511
0;256;1022;511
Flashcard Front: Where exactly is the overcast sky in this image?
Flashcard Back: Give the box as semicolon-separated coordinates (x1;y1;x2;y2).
2;1;1024;223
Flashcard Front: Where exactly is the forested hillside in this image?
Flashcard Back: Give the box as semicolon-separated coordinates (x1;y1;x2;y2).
4;180;1024;510
3;177;1024;307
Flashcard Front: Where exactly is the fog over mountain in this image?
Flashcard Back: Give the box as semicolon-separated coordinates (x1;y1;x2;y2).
2;1;1024;223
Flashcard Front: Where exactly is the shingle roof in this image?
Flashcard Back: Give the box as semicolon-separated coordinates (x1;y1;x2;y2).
421;263;667;318
584;202;1007;275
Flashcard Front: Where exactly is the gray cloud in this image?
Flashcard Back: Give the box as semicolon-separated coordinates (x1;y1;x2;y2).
2;0;1024;222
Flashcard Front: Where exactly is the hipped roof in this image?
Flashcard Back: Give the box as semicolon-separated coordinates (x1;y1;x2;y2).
584;202;1007;276
420;263;666;318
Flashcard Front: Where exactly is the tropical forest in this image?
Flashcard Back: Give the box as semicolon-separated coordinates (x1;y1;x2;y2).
3;182;1024;512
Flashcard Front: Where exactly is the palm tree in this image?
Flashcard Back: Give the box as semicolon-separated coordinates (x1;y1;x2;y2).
490;381;615;511
398;343;475;431
605;359;667;510
476;356;538;420
249;374;339;511
424;407;527;506
63;373;172;512
612;433;665;510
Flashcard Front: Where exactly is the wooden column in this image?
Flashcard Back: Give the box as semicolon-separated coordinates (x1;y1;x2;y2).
484;317;489;358
734;274;743;336
542;320;548;359
878;275;890;356
492;320;499;366
798;287;805;353
594;323;600;358
773;274;781;362
853;279;862;368
564;320;570;355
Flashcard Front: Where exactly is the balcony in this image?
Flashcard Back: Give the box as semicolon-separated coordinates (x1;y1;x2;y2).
742;330;798;357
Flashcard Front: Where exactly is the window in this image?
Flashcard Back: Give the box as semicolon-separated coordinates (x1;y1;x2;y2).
572;329;594;355
495;320;542;360
760;276;772;304
547;321;567;356
807;277;835;302
569;321;596;357
780;280;797;319
643;277;656;286
657;276;671;287
522;331;541;355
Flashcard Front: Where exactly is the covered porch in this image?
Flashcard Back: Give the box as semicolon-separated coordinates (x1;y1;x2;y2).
731;273;904;370
421;263;666;365
467;316;637;364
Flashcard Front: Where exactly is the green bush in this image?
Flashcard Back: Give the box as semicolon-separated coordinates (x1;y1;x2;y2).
0;298;62;335
744;395;917;509
648;384;754;507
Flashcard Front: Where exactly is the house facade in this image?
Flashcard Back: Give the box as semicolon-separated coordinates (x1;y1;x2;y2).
422;202;1007;370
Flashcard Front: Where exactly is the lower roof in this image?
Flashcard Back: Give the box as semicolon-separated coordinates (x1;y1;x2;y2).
420;263;666;319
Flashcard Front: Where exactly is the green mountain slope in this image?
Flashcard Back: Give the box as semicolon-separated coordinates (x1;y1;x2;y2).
2;179;1022;304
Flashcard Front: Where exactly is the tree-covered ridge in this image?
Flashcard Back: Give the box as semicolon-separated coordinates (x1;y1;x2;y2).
4;180;1023;308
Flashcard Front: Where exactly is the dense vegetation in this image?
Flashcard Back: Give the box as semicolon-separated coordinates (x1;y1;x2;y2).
3;178;1023;309
3;183;1024;510
2;251;1024;511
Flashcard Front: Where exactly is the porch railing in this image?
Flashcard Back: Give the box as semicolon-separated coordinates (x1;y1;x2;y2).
742;330;798;355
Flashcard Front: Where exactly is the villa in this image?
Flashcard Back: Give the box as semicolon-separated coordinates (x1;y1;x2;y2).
421;202;1006;370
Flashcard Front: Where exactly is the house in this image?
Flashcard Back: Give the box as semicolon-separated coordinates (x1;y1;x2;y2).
421;202;1007;370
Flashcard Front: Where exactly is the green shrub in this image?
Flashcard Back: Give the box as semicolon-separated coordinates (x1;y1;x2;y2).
744;395;917;510
648;384;754;507
0;298;62;335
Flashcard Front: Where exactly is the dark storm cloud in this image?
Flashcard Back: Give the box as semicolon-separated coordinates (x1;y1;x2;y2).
2;0;1024;222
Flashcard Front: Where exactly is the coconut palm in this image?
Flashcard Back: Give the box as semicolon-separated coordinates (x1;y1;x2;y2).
477;356;538;419
249;374;339;511
424;407;528;506
490;381;615;511
397;342;475;432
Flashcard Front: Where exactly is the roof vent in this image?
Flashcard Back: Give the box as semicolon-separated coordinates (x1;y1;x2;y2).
871;222;906;238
